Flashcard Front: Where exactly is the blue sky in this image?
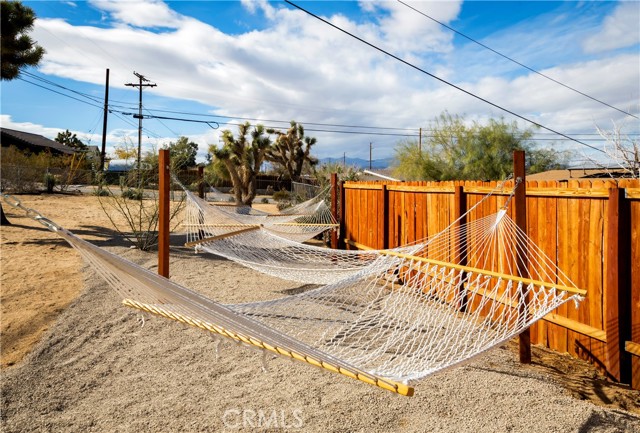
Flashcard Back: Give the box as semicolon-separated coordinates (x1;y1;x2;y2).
1;0;639;166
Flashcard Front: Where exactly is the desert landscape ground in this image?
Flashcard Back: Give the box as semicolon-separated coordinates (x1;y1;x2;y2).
1;192;639;432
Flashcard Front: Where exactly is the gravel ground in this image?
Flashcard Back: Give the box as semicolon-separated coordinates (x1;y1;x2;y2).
2;244;640;433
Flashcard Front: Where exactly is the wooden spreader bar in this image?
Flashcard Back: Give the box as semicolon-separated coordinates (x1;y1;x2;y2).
379;250;586;296
184;225;261;247
272;223;340;227
122;299;414;396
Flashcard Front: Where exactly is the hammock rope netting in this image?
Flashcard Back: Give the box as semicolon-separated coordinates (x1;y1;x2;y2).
2;185;585;397
181;181;338;245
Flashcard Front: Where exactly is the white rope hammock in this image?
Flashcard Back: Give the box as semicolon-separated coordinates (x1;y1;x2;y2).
182;183;338;244
3;192;585;397
182;181;520;286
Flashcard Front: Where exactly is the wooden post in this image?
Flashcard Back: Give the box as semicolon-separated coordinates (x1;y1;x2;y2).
382;184;389;249
339;180;345;249
605;187;632;383
331;173;339;249
454;185;467;311
0;204;11;226
514;150;531;364
198;165;205;199
158;149;170;278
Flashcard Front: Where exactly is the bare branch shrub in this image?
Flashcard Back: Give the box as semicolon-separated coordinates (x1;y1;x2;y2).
596;121;639;179
96;166;185;251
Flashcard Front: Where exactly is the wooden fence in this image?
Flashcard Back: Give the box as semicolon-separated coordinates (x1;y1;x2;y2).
340;179;640;389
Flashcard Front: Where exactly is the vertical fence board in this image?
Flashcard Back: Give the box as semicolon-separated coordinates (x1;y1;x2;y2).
527;180;542;345
585;181;606;365
630;191;640;389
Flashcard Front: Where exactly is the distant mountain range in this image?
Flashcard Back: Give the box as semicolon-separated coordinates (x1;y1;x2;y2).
318;157;394;170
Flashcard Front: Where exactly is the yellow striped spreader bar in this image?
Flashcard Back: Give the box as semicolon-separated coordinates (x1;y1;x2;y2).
122;299;414;396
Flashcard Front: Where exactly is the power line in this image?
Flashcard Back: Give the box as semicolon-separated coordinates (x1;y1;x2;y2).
21;71;104;105
16;77;104;110
135;111;220;130
284;0;606;155
17;68;633;145
397;0;638;120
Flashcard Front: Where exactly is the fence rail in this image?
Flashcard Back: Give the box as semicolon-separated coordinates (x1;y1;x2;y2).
341;179;640;389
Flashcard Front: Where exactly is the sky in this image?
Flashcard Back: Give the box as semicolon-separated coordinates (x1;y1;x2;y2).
1;0;639;166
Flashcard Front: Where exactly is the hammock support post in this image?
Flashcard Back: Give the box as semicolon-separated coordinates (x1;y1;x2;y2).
331;173;339;249
158;149;170;278
453;185;468;312
514;150;531;364
198;165;205;199
339;179;346;249
605;187;632;384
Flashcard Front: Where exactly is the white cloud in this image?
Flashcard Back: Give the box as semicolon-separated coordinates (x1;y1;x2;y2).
583;1;640;53
368;0;461;55
1;115;66;139
241;0;276;20
12;1;640;164
89;0;186;29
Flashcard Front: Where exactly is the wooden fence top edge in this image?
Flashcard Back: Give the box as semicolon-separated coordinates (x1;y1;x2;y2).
342;183;622;198
387;185;456;193
626;188;640;199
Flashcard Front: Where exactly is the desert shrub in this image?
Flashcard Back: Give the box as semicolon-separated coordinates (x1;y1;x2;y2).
43;172;56;193
277;201;292;211
96;168;184;251
0;146;92;193
121;188;143;200
272;190;290;201
93;188;110;197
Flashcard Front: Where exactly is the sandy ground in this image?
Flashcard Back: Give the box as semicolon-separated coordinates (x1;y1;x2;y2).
1;193;639;432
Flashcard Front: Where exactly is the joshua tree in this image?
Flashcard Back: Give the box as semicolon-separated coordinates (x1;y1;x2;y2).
209;122;271;205
266;121;318;181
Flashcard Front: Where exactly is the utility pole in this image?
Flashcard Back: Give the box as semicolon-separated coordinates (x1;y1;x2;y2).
343;152;346;167
125;71;156;171
369;142;372;170
100;68;109;172
419;127;422;153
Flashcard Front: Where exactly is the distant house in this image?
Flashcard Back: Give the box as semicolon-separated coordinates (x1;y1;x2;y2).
527;168;632;181
1;127;77;156
105;159;135;172
359;169;401;181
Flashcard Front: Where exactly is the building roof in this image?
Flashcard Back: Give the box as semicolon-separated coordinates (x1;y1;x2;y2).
527;168;632;181
105;159;135;171
359;169;401;181
1;127;77;155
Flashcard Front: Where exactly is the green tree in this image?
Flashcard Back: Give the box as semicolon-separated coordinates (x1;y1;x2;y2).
55;129;86;150
203;152;230;187
266;121;318;181
209;122;271;205
393;112;568;181
112;137;138;161
169;136;198;170
1;0;45;80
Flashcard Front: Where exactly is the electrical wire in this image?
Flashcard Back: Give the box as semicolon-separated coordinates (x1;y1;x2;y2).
397;0;638;120
16;77;104;110
17;66;632;146
284;0;607;155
